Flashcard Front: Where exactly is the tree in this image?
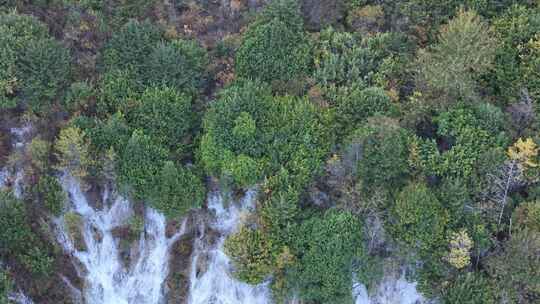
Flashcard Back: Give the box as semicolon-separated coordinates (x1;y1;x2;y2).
149;161;204;218
416;8;497;105
34;175;66;216
0;267;13;304
224;225;274;284
486;229;540;303
235;0;312;84
0;191;53;276
127;86;195;156
201;80;330;189
441;272;496;304
445;229;473;269
334;86;396;137
145;39;207;94
101;19;162;76
347;116;410;190
291;210;363;304
0;11;71;111
391;182;448;253
483;138;538;226
118;130;169;201
17;37;71;112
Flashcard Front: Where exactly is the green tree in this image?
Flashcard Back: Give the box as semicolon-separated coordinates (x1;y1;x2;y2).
486;229;540;303
149;161;205;218
442;272;496;304
347;116;410;190
16;38;71;112
118;130;169;201
145;39;207;94
0;11;70;111
0;267;12;304
0;191;52;276
34;175;66;216
391;182;448;253
235;0;312;84
291;210;363;304
416;8;497;105
334;86;396;137
101;19;161;76
127;86;195;156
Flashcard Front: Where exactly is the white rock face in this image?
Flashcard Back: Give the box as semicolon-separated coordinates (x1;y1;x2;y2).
354;274;426;304
188;191;272;304
55;174;186;304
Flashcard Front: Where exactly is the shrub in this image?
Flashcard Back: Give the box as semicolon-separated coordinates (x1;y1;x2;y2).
235;0;312;83
55;126;93;180
34;175;66;216
224;225;274;284
149;161;204;218
442;272;496;304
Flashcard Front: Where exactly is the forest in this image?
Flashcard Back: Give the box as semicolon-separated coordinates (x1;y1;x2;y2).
0;0;539;303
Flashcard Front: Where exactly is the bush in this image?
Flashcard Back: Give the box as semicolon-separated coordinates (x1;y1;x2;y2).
442;272;496;304
235;0;312;84
149;161;204;218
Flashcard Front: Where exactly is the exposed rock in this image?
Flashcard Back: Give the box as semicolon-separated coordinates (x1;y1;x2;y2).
166;231;196;304
301;0;346;31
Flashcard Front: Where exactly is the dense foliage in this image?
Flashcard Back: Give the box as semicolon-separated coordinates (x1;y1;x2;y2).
1;0;540;303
